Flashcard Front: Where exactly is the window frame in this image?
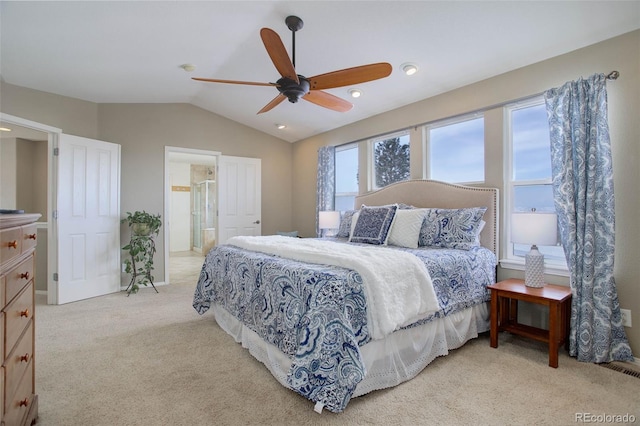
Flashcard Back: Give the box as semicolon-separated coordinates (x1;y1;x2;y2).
423;112;485;185
368;130;411;191
501;96;568;276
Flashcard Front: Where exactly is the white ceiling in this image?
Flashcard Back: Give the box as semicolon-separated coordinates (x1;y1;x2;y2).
1;1;638;143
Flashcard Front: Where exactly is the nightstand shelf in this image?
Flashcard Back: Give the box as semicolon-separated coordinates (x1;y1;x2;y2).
488;278;572;368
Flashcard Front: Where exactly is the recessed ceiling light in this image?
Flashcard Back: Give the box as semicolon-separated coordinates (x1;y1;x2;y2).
180;64;196;72
348;89;362;98
0;127;11;132
276;124;286;130
401;63;418;76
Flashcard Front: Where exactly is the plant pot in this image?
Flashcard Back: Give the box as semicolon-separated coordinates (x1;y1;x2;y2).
132;223;152;236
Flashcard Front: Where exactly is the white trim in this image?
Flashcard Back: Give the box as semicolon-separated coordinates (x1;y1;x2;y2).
0;113;63;305
499;258;570;277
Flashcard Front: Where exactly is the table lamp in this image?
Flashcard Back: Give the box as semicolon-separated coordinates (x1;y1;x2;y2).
511;212;558;288
318;211;341;237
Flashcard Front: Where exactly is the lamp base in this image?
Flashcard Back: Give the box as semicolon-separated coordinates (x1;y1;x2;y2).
524;245;545;288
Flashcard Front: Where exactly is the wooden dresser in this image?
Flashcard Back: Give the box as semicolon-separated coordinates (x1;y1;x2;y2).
0;214;40;426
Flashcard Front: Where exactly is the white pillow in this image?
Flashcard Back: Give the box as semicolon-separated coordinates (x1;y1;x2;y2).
387;208;427;248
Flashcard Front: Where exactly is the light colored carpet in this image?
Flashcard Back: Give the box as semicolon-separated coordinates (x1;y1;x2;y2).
35;254;639;425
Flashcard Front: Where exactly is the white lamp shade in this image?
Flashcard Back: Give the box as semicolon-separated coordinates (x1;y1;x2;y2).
511;212;558;246
319;211;341;230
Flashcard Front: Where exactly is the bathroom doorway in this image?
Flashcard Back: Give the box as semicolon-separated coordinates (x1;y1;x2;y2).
164;147;220;286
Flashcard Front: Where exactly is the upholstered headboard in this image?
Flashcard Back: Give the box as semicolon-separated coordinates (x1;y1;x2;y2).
354;180;499;255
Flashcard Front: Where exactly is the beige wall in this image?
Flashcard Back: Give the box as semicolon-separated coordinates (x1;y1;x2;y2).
292;30;640;356
98;103;293;278
0;85;293;287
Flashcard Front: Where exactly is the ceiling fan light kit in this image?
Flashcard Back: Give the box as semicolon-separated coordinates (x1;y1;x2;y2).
192;15;392;114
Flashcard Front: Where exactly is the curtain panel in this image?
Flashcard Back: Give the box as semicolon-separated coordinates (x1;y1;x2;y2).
544;73;633;363
316;146;336;237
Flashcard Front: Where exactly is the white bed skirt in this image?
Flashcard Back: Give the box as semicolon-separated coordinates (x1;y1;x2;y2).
212;303;490;399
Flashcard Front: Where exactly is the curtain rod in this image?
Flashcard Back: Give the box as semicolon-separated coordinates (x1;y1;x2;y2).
335;70;621;149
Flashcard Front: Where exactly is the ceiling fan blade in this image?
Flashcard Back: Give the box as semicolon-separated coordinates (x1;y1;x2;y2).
192;77;277;87
309;62;392;90
260;28;299;84
303;90;353;112
257;94;287;114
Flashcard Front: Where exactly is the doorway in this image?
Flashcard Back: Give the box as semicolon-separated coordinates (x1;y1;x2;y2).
164;146;220;286
1;113;59;302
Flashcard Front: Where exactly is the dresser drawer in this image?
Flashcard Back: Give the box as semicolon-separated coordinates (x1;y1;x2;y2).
3;362;33;426
0;228;22;267
20;224;38;254
4;283;33;360
5;321;33;405
4;255;34;307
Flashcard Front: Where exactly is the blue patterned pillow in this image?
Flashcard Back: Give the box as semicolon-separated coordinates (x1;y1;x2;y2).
337;210;357;238
418;207;487;250
350;205;398;245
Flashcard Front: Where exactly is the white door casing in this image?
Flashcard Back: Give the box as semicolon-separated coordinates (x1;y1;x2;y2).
56;134;121;304
218;156;261;244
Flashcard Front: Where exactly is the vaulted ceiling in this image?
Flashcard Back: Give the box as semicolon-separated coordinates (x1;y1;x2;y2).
1;1;638;143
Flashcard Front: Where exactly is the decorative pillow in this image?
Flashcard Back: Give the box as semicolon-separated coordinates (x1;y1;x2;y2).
418;207;487;250
349;205;398;245
387;208;427;248
337;210;357;238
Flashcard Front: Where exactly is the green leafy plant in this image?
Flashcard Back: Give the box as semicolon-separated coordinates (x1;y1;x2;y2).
121;211;162;294
121;211;162;236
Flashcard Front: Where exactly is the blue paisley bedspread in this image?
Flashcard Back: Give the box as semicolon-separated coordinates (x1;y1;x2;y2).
193;241;496;412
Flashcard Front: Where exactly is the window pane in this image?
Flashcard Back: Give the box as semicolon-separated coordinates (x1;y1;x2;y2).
373;134;410;188
429;117;484;183
335;145;358;194
513;185;555;213
335;195;355;212
512;104;551;181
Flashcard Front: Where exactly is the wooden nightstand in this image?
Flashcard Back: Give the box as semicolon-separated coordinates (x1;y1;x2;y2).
488;278;572;368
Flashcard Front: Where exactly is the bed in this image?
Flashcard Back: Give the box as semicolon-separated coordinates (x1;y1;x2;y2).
193;179;499;413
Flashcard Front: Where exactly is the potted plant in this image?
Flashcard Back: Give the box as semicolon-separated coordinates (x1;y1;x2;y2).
121;211;162;236
121;211;162;294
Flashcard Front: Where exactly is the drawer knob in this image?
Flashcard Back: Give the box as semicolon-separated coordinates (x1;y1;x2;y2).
20;353;30;363
20;271;30;280
18;398;29;407
20;309;29;318
8;240;18;249
27;233;37;240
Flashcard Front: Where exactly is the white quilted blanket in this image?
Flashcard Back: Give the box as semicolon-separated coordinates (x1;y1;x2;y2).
227;235;440;340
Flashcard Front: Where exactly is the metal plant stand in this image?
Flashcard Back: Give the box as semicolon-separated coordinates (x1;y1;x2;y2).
124;235;159;295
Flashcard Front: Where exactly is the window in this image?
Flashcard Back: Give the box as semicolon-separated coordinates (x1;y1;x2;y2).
334;143;359;212
506;98;566;272
425;115;484;183
370;131;410;190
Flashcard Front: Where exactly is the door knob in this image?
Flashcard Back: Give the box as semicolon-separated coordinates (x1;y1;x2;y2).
253;220;261;224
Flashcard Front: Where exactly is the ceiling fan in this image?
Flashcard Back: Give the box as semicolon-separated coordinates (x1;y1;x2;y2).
192;15;392;114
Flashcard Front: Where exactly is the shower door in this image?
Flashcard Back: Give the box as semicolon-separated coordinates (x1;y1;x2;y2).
192;180;216;252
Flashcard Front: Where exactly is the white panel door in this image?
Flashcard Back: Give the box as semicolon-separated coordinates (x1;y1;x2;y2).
218;156;261;244
56;134;121;304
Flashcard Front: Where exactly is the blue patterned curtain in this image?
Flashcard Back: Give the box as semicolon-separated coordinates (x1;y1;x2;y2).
316;146;335;237
544;74;633;363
